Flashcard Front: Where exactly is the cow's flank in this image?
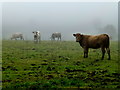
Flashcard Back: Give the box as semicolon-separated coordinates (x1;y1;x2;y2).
73;33;110;60
51;32;61;41
11;33;24;40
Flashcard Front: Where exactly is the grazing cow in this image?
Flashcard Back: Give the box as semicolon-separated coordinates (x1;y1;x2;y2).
73;33;110;60
11;33;24;40
51;32;61;41
32;31;41;43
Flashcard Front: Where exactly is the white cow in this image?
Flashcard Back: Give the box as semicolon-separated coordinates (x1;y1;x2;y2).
11;33;24;40
32;31;41;43
51;32;61;41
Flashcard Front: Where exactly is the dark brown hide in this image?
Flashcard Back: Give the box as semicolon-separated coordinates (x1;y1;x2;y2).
73;33;110;60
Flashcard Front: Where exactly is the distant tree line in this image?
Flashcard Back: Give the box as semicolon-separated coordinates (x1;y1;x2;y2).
93;19;117;41
97;24;117;40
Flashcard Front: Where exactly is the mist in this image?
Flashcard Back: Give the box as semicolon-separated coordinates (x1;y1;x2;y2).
0;3;2;40
2;2;118;40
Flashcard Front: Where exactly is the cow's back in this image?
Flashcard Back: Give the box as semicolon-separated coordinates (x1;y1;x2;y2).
87;34;109;48
11;33;23;39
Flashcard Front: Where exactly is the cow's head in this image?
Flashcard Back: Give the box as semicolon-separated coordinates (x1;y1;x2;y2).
73;33;83;42
33;31;39;35
32;31;37;35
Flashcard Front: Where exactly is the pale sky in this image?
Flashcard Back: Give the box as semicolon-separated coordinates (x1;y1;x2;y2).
0;0;119;2
1;2;118;40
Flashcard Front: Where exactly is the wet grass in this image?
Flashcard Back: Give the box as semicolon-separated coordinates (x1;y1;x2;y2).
2;40;119;89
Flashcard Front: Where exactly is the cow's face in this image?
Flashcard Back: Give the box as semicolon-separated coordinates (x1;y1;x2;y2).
73;33;83;42
32;31;37;35
33;31;40;35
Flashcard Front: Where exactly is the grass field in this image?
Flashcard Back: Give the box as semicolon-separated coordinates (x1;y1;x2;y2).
2;40;120;89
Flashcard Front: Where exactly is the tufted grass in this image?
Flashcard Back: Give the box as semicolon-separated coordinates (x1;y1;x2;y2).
2;40;119;89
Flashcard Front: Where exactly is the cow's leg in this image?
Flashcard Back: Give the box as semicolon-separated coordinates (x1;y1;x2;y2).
38;39;40;43
22;37;24;40
60;37;61;41
39;36;41;42
38;37;40;43
34;38;36;43
34;38;35;43
36;39;38;43
84;48;88;58
101;47;105;60
106;48;110;60
20;37;22;40
36;37;38;43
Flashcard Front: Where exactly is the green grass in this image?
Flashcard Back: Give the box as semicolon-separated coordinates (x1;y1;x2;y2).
2;40;119;89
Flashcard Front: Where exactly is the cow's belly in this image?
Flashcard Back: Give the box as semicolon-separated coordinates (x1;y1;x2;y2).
89;44;100;49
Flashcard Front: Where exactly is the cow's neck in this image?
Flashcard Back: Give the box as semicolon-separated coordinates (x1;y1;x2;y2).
79;41;84;47
78;36;84;47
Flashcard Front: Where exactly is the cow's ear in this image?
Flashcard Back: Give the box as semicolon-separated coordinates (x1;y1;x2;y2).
73;34;76;37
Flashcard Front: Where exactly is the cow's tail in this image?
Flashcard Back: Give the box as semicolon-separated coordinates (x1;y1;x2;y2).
104;34;110;48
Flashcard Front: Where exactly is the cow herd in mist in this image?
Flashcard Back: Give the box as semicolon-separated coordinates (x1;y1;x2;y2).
10;31;111;60
10;31;61;43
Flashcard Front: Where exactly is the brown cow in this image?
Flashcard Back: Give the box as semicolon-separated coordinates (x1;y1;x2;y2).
73;33;110;60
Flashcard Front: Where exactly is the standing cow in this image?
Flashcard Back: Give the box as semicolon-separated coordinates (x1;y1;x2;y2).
11;33;24;40
73;33;110;60
32;31;41;43
51;32;61;41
